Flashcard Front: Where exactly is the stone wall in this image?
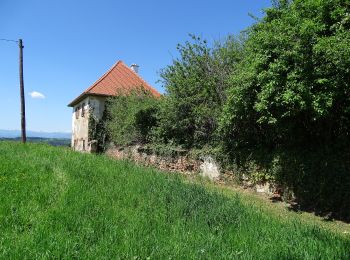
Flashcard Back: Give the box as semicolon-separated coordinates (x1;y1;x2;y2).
106;145;279;196
106;145;220;180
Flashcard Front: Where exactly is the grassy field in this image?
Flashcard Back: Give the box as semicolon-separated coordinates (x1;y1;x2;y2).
0;142;349;259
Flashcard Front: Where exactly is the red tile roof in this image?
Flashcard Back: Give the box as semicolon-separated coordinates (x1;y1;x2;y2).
68;60;161;106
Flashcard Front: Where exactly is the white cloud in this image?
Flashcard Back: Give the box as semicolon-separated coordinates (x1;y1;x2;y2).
29;91;45;99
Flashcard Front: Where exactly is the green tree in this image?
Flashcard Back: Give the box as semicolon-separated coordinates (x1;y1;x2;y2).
220;0;350;219
156;35;242;148
221;0;350;154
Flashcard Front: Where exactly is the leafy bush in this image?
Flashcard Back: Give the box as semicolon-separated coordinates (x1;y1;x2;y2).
221;0;350;155
155;34;242;148
219;0;350;219
107;87;159;146
89;107;110;153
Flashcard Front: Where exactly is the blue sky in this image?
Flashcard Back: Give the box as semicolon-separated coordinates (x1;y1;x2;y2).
0;0;271;133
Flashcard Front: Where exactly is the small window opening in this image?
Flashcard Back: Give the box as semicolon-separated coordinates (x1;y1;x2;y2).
81;103;85;117
75;106;80;119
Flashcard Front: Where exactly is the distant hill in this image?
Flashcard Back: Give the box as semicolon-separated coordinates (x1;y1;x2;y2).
0;129;71;139
0;137;71;147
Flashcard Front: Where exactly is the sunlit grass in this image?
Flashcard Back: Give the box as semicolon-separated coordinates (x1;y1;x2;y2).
0;141;349;259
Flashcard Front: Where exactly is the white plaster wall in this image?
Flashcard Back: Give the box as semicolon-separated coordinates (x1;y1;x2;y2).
72;97;90;152
71;96;107;152
89;96;106;120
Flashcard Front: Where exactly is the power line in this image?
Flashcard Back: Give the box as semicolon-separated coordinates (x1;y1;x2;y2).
0;38;19;43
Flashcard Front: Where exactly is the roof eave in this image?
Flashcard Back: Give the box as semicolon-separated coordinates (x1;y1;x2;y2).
67;93;111;107
67;93;87;107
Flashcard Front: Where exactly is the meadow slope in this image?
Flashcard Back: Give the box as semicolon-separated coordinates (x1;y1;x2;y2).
0;142;349;259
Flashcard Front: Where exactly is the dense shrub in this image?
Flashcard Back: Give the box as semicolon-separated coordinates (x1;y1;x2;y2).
154;35;242;148
221;0;350;155
89;105;111;153
107;88;158;146
219;0;350;219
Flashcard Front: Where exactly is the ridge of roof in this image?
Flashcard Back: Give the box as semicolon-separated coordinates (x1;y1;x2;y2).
84;60;122;94
125;62;160;96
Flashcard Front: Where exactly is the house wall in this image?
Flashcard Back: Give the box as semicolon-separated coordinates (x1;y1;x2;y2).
71;96;107;152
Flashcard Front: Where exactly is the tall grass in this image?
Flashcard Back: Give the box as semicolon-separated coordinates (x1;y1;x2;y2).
0;142;349;259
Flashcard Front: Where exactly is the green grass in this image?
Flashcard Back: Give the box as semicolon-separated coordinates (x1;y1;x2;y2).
0;141;349;259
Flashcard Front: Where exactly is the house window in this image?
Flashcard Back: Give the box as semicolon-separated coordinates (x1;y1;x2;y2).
75;106;80;119
81;103;85;117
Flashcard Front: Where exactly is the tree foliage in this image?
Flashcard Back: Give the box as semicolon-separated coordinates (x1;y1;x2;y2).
155;34;242;148
221;0;350;153
219;0;350;219
107;88;158;146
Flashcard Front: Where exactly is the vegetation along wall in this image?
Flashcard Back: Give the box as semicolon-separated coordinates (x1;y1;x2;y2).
90;0;350;221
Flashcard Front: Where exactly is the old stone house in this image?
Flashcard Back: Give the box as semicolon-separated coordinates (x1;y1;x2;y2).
68;60;160;152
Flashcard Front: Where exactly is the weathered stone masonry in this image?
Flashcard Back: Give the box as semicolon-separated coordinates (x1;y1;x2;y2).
106;145;280;197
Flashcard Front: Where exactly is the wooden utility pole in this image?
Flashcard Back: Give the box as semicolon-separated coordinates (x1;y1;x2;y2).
19;39;26;143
